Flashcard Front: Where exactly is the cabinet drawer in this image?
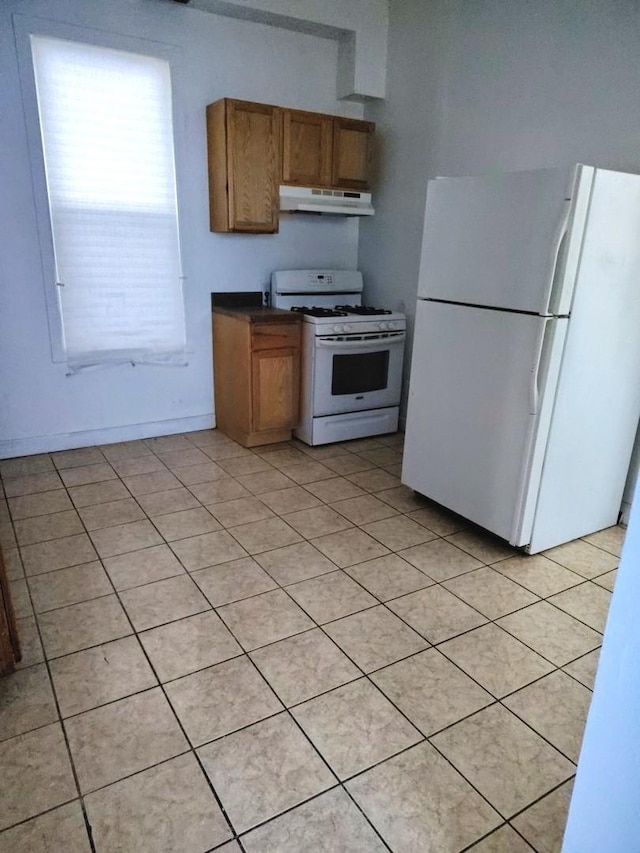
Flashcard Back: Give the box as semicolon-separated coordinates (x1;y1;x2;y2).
251;324;300;350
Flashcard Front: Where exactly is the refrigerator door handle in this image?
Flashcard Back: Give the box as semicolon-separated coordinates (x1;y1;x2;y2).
529;318;553;415
543;201;571;315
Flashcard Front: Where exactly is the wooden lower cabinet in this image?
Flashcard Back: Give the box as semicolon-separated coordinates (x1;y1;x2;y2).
252;349;299;434
212;310;301;447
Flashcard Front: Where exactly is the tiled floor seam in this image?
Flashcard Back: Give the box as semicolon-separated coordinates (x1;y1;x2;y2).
27;588;116;617
458;820;535;853
167;431;426;850
506;774;577;830
425;709;578;828
214;577;453;824
10;503;605;684
5;476;607;684
0;796;82;839
0;434;609;850
408;663;579;770
422;733;515;826
542;551;617;578
427;613;600;688
356;586;599;758
495;698;580;767
229;652;397;849
9;561;99;852
87;643;238;845
44;500;242;850
425;578;603;657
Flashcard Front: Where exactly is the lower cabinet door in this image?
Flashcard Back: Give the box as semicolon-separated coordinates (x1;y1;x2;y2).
251;348;299;433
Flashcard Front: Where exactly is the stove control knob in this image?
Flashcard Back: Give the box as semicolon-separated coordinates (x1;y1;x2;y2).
378;321;389;330
343;324;352;333
332;324;344;334
387;321;397;330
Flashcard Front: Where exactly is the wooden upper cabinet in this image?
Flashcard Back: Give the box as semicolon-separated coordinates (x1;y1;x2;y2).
207;99;375;232
282;110;375;191
282;109;333;188
207;99;281;233
332;117;375;190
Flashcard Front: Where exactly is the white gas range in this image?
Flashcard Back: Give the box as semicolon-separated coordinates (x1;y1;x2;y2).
271;270;406;445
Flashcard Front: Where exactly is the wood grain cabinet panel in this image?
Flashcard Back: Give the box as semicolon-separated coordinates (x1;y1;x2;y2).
207;98;375;232
251;324;300;351
282;110;333;188
252;349;300;433
207;99;281;233
332;117;375;190
212;311;301;446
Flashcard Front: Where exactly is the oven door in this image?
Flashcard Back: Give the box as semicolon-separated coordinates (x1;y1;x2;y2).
313;331;406;415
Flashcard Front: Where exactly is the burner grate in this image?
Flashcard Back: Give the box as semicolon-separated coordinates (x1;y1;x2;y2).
335;305;393;316
291;306;349;318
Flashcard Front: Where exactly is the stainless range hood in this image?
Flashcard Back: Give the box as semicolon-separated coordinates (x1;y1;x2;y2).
279;186;374;216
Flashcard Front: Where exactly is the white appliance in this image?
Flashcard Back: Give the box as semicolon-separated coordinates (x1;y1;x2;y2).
279;186;374;216
271;270;405;445
403;164;640;553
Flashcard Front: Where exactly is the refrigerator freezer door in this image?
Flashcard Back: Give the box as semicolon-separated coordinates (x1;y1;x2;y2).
402;300;567;543
528;167;640;552
417;167;577;313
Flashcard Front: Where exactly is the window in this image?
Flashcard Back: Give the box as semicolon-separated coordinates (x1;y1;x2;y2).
30;36;186;370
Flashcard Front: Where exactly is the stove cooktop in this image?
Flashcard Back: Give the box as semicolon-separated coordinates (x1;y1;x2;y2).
290;305;394;319
290;306;349;318
335;305;393;316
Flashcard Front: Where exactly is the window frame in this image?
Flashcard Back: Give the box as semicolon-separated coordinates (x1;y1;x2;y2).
13;13;189;365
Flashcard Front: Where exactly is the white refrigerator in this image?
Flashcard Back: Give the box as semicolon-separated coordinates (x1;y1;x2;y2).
402;164;640;553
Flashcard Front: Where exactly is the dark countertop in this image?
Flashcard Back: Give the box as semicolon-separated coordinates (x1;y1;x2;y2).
212;305;301;324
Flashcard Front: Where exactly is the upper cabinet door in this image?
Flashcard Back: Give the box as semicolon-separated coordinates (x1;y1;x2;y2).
227;100;281;233
282;110;333;188
332;118;374;190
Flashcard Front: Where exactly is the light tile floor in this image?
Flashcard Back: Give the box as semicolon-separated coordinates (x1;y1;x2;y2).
0;430;622;852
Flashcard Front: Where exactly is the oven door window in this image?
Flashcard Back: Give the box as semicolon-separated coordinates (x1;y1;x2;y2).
332;350;389;395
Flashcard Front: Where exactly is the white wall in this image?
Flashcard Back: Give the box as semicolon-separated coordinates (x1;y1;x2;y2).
359;7;640;842
562;477;640;851
359;0;640;414
0;0;362;456
191;0;390;100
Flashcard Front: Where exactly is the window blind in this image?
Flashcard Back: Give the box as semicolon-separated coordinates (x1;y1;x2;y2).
30;36;186;371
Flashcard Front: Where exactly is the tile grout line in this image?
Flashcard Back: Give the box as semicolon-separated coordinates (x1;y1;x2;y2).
232;580;506;841
244;517;594;821
7;460;605;709
2;538;99;852
230;651;394;852
70;501;244;851
0;433;618;849
135;435;397;846
151;480;422;847
1;451;243;849
305;588;579;833
5;464;607;689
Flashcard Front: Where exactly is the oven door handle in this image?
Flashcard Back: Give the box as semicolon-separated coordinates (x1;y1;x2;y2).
316;332;406;349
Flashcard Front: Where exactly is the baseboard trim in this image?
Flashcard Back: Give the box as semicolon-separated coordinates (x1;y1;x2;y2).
0;414;216;459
